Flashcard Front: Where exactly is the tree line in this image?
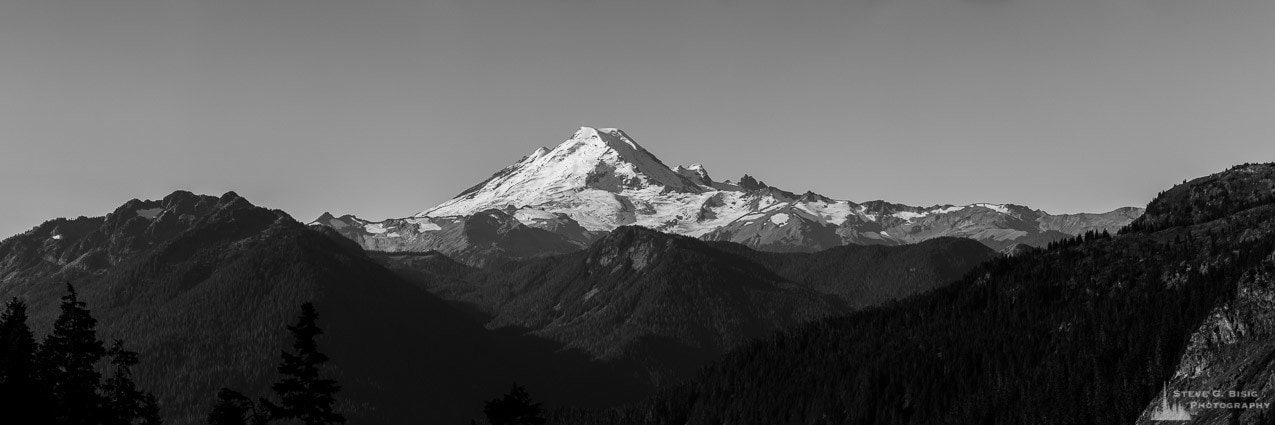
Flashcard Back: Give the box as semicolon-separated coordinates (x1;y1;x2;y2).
0;283;349;425
0;283;161;425
207;302;345;425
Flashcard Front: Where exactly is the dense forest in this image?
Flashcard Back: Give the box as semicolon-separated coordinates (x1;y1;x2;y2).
0;284;162;425
376;227;995;387
548;163;1275;424
0;192;648;424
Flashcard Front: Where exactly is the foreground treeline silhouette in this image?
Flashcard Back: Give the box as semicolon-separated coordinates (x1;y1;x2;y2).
0;283;161;425
208;302;344;425
548;165;1275;424
467;383;546;425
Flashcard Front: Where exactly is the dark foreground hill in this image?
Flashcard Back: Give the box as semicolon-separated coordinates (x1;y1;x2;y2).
0;191;646;424
550;163;1275;425
377;227;996;387
706;236;995;309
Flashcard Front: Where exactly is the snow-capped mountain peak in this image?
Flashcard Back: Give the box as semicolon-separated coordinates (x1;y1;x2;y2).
312;126;1143;261
420;127;703;225
673;163;713;186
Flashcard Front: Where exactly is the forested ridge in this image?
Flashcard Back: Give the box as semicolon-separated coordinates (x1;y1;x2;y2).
1;285;162;425
705;237;995;308
376;227;995;388
549;163;1275;425
0;192;648;424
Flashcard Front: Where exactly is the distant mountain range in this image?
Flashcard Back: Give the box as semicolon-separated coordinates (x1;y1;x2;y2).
0;187;998;424
312;127;1142;264
0;125;1266;425
546;162;1275;425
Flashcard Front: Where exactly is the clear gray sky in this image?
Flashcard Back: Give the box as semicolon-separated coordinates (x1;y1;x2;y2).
3;0;1274;237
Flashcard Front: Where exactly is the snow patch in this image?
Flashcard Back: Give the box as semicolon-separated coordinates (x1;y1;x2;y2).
770;213;790;225
51;234;63;240
364;223;389;234
406;218;441;232
892;211;926;221
972;203;1011;214
512;208;559;226
136;208;163;219
582;287;600;301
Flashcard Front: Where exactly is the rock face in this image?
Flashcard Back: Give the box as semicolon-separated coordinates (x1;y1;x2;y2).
1131;164;1275;425
1134;253;1275;425
313;126;1143;262
312;208;592;267
0;190;281;287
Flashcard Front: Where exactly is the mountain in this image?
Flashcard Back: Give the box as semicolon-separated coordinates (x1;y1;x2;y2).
1130;162;1275;424
0;191;649;424
312;208;593;267
314;127;1142;261
706;236;998;309
376;226;996;386
550;162;1275;425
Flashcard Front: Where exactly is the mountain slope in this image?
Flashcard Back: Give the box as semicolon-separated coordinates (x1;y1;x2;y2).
311;208;593;267
381;226;842;386
550;162;1275;425
377;226;996;386
424;127;705;226
315;127;1142;259
707;236;997;308
0;192;648;424
1130;163;1275;424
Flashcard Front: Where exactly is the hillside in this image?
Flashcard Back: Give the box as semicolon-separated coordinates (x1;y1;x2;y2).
0;192;647;424
377;226;996;386
550;163;1275;425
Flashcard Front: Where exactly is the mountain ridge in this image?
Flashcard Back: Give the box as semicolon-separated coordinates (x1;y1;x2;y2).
313;126;1143;263
0;191;652;424
548;162;1275;425
374;225;997;388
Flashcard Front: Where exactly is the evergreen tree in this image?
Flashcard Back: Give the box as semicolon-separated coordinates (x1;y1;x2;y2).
138;393;163;425
38;283;108;425
0;297;38;385
208;389;267;425
1;297;53;423
266;302;344;425
103;340;163;425
483;384;545;425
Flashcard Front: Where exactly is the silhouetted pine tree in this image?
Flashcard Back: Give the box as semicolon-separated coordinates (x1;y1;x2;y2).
1;297;54;423
208;389;268;425
37;283;108;425
483;384;545;425
103;340;162;425
264;302;344;425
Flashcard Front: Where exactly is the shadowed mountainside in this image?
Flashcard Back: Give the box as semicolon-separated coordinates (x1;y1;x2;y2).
549;163;1275;425
377;226;996;386
0;191;648;425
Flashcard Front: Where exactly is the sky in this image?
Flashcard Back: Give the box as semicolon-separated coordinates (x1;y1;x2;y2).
2;0;1274;238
